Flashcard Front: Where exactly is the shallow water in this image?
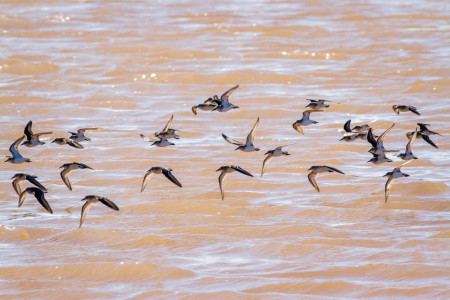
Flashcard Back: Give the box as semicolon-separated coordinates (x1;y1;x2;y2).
0;0;449;299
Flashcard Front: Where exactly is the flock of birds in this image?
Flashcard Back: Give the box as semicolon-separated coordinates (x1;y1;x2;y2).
5;85;442;228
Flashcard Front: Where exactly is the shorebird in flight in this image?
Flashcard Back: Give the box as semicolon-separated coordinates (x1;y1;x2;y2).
261;144;292;177
398;128;418;161
192;96;219;115
292;110;322;135
52;137;84;149
212;85;240;112
12;173;46;196
18;187;53;214
69;128;98;142
60;162;94;191
305;99;335;109
21;121;53;147
383;161;412;203
141;167;182;192
307;165;345;192
392;105;420;116
222;117;260;152
5;135;31;164
216;165;253;200
367;123;396;155
79;195;119;228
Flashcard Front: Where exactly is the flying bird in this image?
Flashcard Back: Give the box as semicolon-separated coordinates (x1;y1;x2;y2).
69;128;98;142
18;187;53;214
222;117;260;152
398;128;418;160
5;135;31;164
307;165;345;192
292;110;322;134
153;115;181;140
417;123;441;136
141;167;182;192
60;162;94;191
192;96;220;115
212;85;240;112
216;165;253;200
79;195;119;228
11;173;46;196
367;123;396;155
52;137;84;149
305;99;335;109
21;121;53;147
383;161;412;203
261;144;292;177
392;105;420;116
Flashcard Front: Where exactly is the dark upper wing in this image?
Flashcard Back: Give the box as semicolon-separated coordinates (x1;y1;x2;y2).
67;139;84;149
422;134;438;149
35;189;53;214
222;133;243;146
26;175;47;191
325;166;345;175
98;196;119;211
343;120;352;133
24;121;33;140
377;123;395;147
367;128;377;147
162;115;173;132
220;85;239;106
162;169;182;187
231;165;253;177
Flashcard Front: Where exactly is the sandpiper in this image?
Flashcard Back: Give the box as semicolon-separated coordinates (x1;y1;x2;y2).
5;135;31;164
393;105;420;115
60;162;94;191
367;152;393;164
141;167;182;192
367;123;396;155
292;110;322;135
406;131;438;149
398;128;418;160
305;99;334;109
21;121;53;147
417;123;441;136
154;115;181;140
79;195;119;228
383;161;412;203
216;165;253;200
11;173;46;196
307;165;345;192
69;128;98;142
18;187;52;214
52;137;84;149
222;117;260;152
340;120;360;142
212;85;240;112
140;134;175;147
261;144;292;177
192;96;219;115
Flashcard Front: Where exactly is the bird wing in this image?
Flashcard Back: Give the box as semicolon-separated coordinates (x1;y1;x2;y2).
67;139;84;149
303;109;322;118
162;169;182;187
409;107;420;115
385;177;394;203
261;154;273;177
18;190;29;207
422;134;438;149
35;189;53;214
140;134;157;142
35;132;53;137
246;117;259;146
24;121;33;140
79;128;98;133
292;123;304;135
406;128;417;154
162;115;174;132
60;168;72;191
377;123;395;148
367;128;378;148
26;175;47;191
79;201;94;228
9;135;25;157
98;196;119;211
308;172;320;192
76;162;94;170
218;171;227;200
141;171;154;192
222;133;243;146
343;120;352;133
191;106;198;115
231;165;254;177
220;85;239;106
325;166;345;175
12;178;21;196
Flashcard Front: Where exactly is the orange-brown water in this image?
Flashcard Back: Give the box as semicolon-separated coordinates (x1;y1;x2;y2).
0;0;449;298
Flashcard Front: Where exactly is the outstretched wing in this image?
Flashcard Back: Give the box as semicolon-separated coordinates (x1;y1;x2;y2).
24;121;33;140
231;165;253;177
406;128;417;154
60;168;72;191
162;115;174;132
35;189;53;214
79;201;93;228
67;139;84;149
26;175;47;191
162;169;182;187
422;134;438;149
377;123;395;148
367;128;377;148
246;117;259;146
141;171;154;192
10;135;25;157
385;177;394;203
98;197;119;211
325;166;345;175
222;133;243;146
308;172;320;192
220;85;239;106
218;171;227;200
261;154;273;177
343;120;352;133
292;123;304;135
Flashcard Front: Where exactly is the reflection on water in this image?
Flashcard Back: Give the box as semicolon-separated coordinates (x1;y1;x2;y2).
0;0;449;298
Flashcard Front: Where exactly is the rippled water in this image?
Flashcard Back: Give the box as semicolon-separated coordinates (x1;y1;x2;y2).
0;0;449;298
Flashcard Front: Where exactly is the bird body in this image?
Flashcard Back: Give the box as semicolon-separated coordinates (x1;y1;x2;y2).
69;128;98;142
222;117;260;152
212;85;240;112
5;135;31;164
